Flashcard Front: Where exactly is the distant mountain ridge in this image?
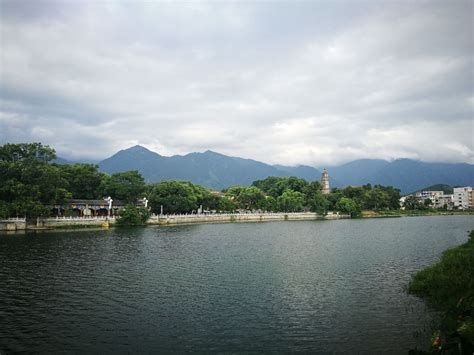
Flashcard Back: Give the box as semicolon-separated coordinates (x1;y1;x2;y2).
98;145;322;190
328;158;474;194
67;145;473;193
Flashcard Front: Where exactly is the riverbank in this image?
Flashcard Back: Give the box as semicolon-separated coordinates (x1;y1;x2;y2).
0;212;350;231
361;210;474;218
408;230;474;353
2;210;472;231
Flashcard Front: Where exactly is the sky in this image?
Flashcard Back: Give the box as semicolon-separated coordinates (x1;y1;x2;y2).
0;0;472;166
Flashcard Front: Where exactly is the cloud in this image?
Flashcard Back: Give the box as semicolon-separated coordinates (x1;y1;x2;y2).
0;0;472;165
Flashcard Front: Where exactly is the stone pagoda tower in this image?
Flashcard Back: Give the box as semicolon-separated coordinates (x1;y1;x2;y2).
321;169;330;194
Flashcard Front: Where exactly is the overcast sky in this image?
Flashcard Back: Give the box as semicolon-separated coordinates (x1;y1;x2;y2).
0;0;472;166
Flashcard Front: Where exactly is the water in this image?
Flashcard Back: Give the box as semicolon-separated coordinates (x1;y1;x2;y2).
1;216;472;353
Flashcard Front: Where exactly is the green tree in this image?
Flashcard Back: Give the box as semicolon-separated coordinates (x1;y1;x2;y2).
268;176;308;198
224;186;245;199
148;180;198;214
335;197;361;217
277;189;305;212
0;143;71;218
57;163;107;199
0;142;56;162
217;197;237;212
101;171;146;203
404;195;425;210
307;192;330;215
237;186;266;210
186;182;220;211
116;204;150;226
261;196;277;212
252;177;285;194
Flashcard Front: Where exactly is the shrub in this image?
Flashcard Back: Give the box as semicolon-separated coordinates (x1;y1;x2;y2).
116;205;150;226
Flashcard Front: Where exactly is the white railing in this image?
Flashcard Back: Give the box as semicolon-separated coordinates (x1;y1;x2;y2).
0;217;26;222
44;216;116;221
149;212;326;218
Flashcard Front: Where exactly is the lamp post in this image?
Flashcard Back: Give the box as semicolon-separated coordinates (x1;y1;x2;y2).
106;196;113;217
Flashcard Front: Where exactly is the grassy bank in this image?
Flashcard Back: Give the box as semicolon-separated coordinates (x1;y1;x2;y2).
408;231;474;353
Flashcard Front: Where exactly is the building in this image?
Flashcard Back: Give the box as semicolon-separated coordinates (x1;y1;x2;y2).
453;187;473;209
400;190;454;209
433;194;454;209
321;169;330;194
51;197;148;217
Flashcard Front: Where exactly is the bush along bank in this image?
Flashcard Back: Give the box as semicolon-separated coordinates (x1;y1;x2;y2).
116;205;150;226
408;231;474;354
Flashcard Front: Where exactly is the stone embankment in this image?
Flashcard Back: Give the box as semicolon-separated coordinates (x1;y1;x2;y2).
0;216;115;231
148;212;348;225
0;212;349;231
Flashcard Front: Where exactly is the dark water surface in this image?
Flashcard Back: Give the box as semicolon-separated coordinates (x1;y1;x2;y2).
1;216;473;353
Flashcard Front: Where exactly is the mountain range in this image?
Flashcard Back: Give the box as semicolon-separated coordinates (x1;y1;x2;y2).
327;159;474;193
59;145;474;194
97;145;325;190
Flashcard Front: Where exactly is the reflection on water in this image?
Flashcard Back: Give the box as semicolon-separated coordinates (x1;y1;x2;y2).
1;216;472;353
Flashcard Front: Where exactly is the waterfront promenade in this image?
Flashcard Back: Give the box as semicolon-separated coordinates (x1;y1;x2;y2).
0;212;349;231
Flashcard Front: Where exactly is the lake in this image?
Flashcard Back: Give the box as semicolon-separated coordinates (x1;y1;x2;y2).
1;216;473;353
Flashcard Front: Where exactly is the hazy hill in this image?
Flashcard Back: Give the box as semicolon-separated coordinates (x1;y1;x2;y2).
58;146;474;193
327;159;390;187
329;158;473;194
98;145;322;190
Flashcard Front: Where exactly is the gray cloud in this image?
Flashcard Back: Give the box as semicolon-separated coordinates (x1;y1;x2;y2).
0;0;472;165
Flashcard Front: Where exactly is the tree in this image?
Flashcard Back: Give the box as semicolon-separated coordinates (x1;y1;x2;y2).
224;186;245;199
335;197;361;217
186;182;220;210
57;163;107;199
116;205;150;226
101;171;146;203
261;196;277;212
148;181;198;214
0;143;71;218
307;192;330;215
404;195;425;210
277;189;305;212
268;176;308;197
236;186;266;210
217;197;237;212
252;177;285;194
303;181;328;213
0;142;56;162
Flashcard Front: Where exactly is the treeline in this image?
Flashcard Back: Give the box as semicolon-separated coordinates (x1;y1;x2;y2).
0;143;401;219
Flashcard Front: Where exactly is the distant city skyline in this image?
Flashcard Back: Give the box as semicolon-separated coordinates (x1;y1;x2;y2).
0;0;472;166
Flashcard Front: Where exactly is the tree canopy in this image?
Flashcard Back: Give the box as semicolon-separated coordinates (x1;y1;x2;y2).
101;171;146;203
0;142;405;219
0;143;70;218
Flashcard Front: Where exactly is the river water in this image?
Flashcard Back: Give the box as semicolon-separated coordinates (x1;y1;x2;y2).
1;216;473;353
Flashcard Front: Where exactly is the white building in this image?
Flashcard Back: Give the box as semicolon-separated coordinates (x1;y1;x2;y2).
400;190;454;209
453;186;473;210
433;194;454;209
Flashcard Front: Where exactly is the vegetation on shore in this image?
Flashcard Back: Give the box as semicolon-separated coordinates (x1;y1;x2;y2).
0;142;412;222
409;231;474;353
116;205;151;226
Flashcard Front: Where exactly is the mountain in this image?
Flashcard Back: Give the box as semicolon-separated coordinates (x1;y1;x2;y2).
98;145;322;190
327;159;390;187
329;158;474;194
369;159;473;194
97;146;473;193
52;157;72;164
53;157;99;165
275;164;338;187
